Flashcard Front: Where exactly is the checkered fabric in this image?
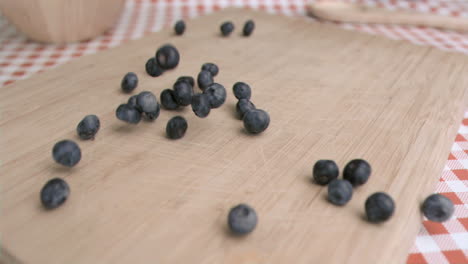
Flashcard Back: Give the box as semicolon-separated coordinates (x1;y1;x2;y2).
0;0;467;263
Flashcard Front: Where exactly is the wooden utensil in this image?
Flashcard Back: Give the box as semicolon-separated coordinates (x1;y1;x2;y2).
0;0;125;44
2;8;468;264
307;1;468;32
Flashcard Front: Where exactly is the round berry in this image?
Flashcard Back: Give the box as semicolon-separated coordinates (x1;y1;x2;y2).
422;194;454;222
174;20;186;35
173;81;193;106
116;104;142;124
156;44;180;70
76;114;100;140
166;116;188;139
343;159;371;187
52;140;81;167
197;70;213;91
243;109;270;134
191;93;211;118
160;89;179;110
203;83;226;108
365;192;395;223
145;57;164;77
233;82;251;100
40;178;70;209
327;180;353;206
243;20;255;37
127;95;139;110
313;160;338;185
177;76;195;87
220;21;234;36
201;63;219;77
228;204;257;235
121;72;138;93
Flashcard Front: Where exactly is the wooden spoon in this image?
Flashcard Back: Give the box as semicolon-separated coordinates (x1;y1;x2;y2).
307;1;468;32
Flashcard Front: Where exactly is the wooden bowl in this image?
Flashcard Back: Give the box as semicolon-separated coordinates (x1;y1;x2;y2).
0;0;125;44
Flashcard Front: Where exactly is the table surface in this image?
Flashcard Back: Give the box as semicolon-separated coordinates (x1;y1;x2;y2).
0;0;467;263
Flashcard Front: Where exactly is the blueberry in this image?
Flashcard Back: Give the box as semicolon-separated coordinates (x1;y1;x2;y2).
136;91;159;113
422;194;454;222
121;72;138;93
127;95;139;109
343;159;371;187
197;70;213;91
40;178;70;209
156;44;180;70
174;20;185;35
220;21;234;36
201;63;219;77
177;76;195;87
365;192;395;223
173;81;193;106
76;114;100;140
166;116;188;139
233;82;251;100
243;109;270;134
327;180;353;206
116;104;142;124
160;89;179;110
145;57;164;77
243;20;255;37
236;99;256;120
313;160;339;185
191;93;211;118
228;204;257;235
203;83;226;108
52;140;81;167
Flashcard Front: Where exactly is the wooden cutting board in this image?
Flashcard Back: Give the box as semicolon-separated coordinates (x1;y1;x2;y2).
2;9;467;264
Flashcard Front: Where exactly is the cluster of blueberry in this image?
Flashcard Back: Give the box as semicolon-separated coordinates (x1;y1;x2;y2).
233;82;270;134
313;159;454;223
174;19;255;37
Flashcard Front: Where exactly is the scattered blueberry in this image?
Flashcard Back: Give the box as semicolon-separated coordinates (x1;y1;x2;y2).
197;70;213;91
40;178;70;209
116;104;142;124
365;192;395;223
127;95;139;109
233;82;251;100
156;44;180;70
236;99;256;120
191;93;211;118
136;91;159;113
177;76;195;87
243;109;270;134
201;63;219;77
173;81;193;106
313;160;339;185
243;20;255;37
166;116;188;139
52;140;81;167
228;204;257;235
121;72;138;93
203;83;226;108
145;57;164;77
422;194;454;222
76;115;100;140
343;159;371;187
327;180;353;206
174;20;186;35
220;21;234;36
160;89;179;110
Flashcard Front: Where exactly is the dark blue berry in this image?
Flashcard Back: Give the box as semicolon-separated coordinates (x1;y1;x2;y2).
233;82;251;100
328;180;353;206
343;159;371;187
228;204;257;235
365;192;395;223
313;160;338;185
243;109;270;134
160;89;179;110
177;76;195;87
191;93;211;118
52;140;81;167
127;95;139;109
156;44;180;70
145;57;164;77
243;20;255;37
203;83;226;108
236;99;255;120
173;81;193;106
220;21;234;36
422;194;454;222
136;91;160;121
174;20;185;35
197;70;213;91
201;63;219;77
166;116;188;139
121;72;138;93
116;104;142;124
76;115;100;140
40;178;70;209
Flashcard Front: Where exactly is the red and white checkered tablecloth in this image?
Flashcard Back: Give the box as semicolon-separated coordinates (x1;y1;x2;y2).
1;0;467;263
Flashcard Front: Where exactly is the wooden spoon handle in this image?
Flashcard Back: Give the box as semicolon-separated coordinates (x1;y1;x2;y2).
307;1;468;32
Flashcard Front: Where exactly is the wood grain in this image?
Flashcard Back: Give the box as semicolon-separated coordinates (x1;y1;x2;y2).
0;0;125;43
1;9;467;264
